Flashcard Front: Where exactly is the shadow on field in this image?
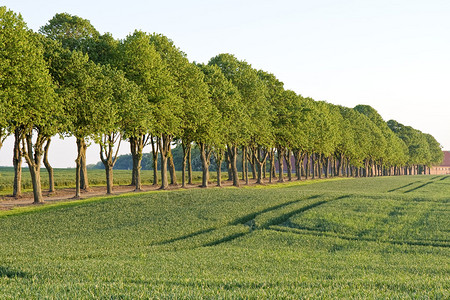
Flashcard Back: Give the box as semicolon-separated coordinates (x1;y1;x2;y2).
0;266;29;278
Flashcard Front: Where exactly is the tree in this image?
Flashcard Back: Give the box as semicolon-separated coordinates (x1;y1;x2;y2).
388;120;431;175
40;13;105;191
0;7;60;203
93;66;144;194
149;34;203;188
198;64;243;186
120;31;179;190
41;38;107;198
424;133;443;173
39;13;99;52
209;54;268;186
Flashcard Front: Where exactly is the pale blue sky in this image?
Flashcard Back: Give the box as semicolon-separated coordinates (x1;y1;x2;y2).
1;0;449;167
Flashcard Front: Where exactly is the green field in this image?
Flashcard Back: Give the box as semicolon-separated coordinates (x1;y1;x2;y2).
0;167;211;194
0;175;448;298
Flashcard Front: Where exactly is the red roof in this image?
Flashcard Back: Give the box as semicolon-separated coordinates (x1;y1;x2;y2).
440;151;450;166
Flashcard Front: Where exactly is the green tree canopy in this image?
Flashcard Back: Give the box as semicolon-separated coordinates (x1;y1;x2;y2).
39;13;100;51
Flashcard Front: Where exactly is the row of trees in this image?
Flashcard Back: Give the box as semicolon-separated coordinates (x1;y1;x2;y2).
0;7;443;203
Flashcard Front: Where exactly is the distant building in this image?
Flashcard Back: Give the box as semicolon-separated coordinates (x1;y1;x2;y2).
430;151;450;175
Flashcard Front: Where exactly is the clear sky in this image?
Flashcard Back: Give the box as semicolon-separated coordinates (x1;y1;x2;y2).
1;0;449;168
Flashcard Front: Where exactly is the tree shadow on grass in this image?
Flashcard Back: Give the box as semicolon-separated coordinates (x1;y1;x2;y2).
0;266;29;278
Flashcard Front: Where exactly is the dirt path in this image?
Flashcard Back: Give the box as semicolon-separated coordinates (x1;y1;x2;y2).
0;178;265;210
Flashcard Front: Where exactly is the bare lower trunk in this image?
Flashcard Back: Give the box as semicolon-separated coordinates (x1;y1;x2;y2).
305;153;309;180
99;133;121;195
80;139;89;191
22;132;45;204
160;155;168;189
159;134;171;190
269;149;275;183
278;148;285;182
254;147;268;184
241;147;246;181
130;136;146;189
181;142;190;188
251;152;257;180
284;150;292;181
168;148;177;185
200;143;212;188
227;145;239;187
133;155;142;191
105;165;113;194
242;146;249;185
294;150;300;180
131;138;136;187
214;149;224;187
75;138;83;198
43;138;55;193
187;146;193;184
225;151;232;181
29;165;43;203
13;128;22;198
151;136;159;185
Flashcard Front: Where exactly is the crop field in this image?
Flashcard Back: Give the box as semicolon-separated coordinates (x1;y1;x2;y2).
0;167;211;194
0;175;448;298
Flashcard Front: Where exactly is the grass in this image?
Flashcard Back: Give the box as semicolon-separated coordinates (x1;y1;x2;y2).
0;175;448;298
0;167;216;195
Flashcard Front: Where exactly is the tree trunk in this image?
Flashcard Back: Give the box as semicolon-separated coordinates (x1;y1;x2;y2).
214;148;225;187
134;154;142;191
13;128;22;198
105;165;113;194
277;148;285;182
181;142;190;188
318;154;323;179
158;134;171;190
188;145;193;185
168;147;177;185
79;139;89;191
241;147;246;181
293;150;301;180
269;149;275;183
131;138;136;186
151;136;159;185
130;135;148;190
29;164;43;204
225;151;232;181
305;153;310;180
75;137;83;198
43;138;55;193
254;147;268;184
243;147;249;185
284;149;292;181
99;134;121;195
22;132;45;204
227;145;239;187
251;150;257;180
200;143;212;188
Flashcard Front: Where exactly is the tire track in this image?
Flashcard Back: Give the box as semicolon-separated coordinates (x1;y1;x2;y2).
270;225;449;248
152;194;348;250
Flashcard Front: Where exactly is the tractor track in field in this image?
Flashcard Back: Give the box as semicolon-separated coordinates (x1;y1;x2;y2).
270;225;450;248
152;194;351;250
388;176;444;193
